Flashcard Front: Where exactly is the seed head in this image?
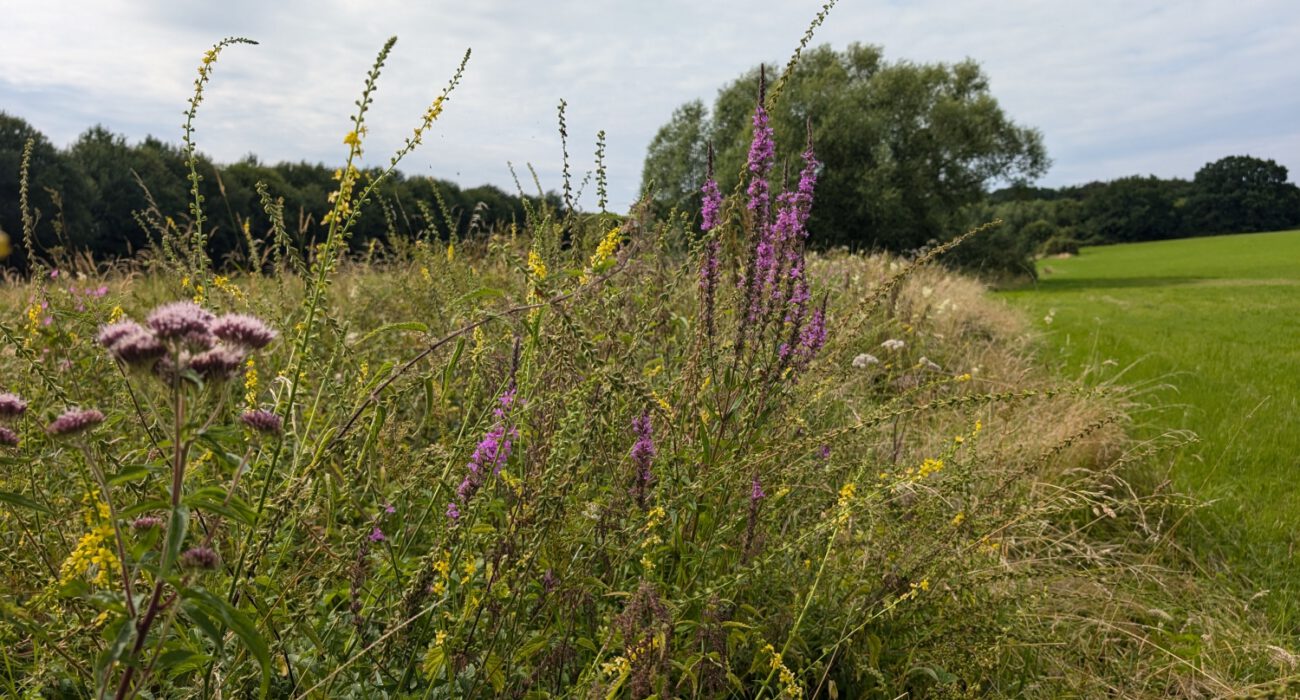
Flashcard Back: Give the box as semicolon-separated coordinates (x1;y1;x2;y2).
46;408;105;437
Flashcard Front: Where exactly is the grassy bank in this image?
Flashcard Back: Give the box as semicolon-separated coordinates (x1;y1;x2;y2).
1002;229;1300;634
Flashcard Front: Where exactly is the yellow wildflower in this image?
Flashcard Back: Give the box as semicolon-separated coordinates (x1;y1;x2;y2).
243;357;258;407
59;494;118;588
527;249;547;281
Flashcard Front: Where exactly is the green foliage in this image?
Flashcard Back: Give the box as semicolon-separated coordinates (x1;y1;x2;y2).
641;44;1049;266
0;112;555;275
1186;155;1300;235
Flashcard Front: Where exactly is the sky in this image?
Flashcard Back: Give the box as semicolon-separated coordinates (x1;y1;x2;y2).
3;0;1298;212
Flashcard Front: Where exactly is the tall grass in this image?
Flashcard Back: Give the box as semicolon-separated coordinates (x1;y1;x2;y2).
0;29;1296;700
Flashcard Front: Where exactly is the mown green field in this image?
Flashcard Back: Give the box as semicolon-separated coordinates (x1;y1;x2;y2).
1002;229;1300;632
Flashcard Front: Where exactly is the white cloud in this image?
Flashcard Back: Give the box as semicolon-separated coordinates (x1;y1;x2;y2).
3;0;1298;211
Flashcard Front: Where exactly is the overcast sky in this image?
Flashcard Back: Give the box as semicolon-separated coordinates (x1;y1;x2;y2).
3;1;1298;212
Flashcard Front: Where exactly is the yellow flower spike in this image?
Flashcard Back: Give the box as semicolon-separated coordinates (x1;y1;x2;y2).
243;357;258;407
527;249;547;281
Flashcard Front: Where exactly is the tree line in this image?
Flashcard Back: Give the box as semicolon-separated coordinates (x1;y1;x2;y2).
641;44;1300;279
0;112;554;272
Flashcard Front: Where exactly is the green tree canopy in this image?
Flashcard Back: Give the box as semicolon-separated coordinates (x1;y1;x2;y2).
641;43;1049;257
1186;155;1300;235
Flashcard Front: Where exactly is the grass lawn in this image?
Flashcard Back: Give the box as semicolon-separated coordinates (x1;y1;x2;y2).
1000;229;1300;633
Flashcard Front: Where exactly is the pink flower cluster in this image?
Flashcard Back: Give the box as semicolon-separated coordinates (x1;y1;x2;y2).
97;301;276;383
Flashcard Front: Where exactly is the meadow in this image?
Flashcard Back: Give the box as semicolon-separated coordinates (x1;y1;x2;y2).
1;34;1298;699
1002;229;1300;633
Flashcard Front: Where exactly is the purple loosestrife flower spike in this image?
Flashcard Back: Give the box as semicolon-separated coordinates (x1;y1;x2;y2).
0;426;18;447
700;179;722;232
0;393;27;419
147;301;214;339
446;501;460;520
630;413;656;508
454;387;519;514
751;474;765;502
211;313;277;349
240;409;283;435
180;546;220;570
46;408;105;437
369;527;385;543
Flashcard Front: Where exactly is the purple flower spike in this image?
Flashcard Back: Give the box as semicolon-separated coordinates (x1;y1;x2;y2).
189;346;246;381
46;408;105;437
630;413;656;508
96;320;146;349
180;546;220;570
0;393;28;419
211;313;277;349
147;301;214;339
369;527;385;542
701;178;722;232
240;409;283;435
0;426;18;447
751;474;766;502
446;501;460;520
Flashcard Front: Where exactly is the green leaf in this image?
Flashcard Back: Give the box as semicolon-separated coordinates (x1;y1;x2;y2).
107;465;151;486
454;287;505;306
157;648;212;678
355;321;429;348
187;588;271;697
0;490;52;514
161;505;190;575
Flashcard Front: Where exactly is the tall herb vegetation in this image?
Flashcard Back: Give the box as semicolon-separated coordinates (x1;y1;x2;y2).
0;20;1295;700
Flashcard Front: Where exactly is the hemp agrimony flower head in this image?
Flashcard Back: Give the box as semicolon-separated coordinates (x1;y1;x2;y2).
147;301;215;340
240;409;283;436
0;426;18;447
211;313;277;349
96;320;146;350
0;392;27;420
131;516;165;530
189;346;247;381
180;546;220;571
111;330;168;366
46;408;105;438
